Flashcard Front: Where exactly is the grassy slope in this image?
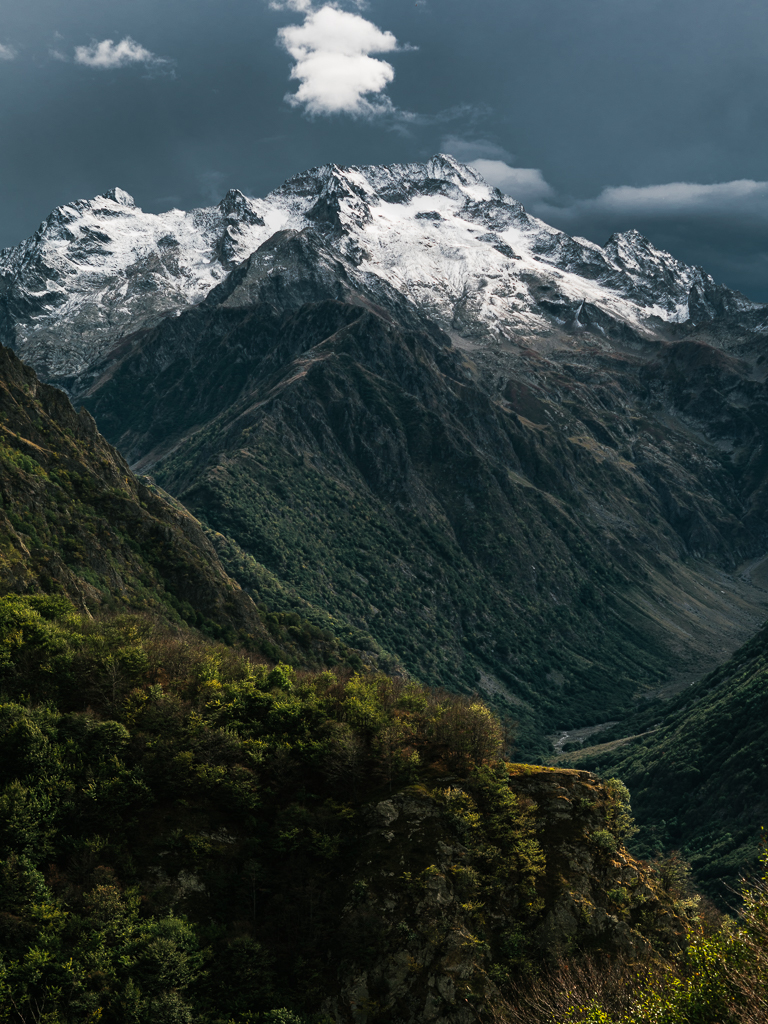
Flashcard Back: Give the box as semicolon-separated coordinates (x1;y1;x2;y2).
0;342;388;673
0;342;264;642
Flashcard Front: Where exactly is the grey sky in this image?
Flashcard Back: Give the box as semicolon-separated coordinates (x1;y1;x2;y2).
1;0;766;300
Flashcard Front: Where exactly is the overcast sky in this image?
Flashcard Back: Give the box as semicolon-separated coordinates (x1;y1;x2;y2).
1;0;767;300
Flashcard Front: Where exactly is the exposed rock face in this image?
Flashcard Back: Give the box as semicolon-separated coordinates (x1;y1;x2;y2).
324;767;683;1024
507;767;680;954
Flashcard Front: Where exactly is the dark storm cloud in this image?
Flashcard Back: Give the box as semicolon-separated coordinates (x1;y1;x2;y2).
0;0;766;300
535;178;768;299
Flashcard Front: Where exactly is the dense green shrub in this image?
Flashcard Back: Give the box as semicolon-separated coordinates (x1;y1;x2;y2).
0;594;755;1024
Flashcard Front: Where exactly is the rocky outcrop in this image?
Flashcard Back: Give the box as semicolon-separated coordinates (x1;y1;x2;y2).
323;767;683;1024
508;767;682;954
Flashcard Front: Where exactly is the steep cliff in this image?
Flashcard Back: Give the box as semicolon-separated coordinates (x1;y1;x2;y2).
325;766;683;1023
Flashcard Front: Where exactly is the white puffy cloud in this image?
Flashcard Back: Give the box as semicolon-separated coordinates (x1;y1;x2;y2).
74;37;163;69
277;5;407;117
0;43;16;61
270;0;314;10
469;158;556;205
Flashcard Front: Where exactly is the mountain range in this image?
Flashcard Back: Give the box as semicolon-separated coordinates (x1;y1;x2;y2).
0;156;758;394
3;155;768;758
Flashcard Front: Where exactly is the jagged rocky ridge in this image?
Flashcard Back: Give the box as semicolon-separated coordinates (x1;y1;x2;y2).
0;156;758;394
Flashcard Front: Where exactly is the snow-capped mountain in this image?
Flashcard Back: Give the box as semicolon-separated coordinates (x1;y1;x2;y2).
0;155;758;389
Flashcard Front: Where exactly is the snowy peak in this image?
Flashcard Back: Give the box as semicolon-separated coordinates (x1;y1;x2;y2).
0;190;237;380
100;187;136;207
0;156;760;389
604;228;689;282
600;228;751;321
269;155;493;216
215;189;266;266
425;153;486;186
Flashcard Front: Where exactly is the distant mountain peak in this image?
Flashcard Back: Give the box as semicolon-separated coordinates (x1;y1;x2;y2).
218;188;258;218
426;152;485;185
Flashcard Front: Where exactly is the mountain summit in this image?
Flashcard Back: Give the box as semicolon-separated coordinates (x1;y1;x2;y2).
0;156;758;393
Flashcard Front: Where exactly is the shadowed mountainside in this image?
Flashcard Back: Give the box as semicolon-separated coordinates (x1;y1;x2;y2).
80;229;768;753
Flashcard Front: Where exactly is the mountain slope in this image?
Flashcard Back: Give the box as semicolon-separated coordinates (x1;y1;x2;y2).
557;619;768;901
73;223;768;752
0;340;274;645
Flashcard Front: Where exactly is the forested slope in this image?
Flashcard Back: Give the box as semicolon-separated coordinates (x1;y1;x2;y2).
560;619;768;901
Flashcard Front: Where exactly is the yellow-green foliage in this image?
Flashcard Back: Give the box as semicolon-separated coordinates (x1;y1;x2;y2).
0;440;47;478
1;595;730;1024
505;857;768;1024
564;889;768;1024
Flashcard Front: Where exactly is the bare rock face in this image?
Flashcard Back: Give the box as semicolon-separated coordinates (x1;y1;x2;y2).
507;767;681;955
323;767;683;1024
